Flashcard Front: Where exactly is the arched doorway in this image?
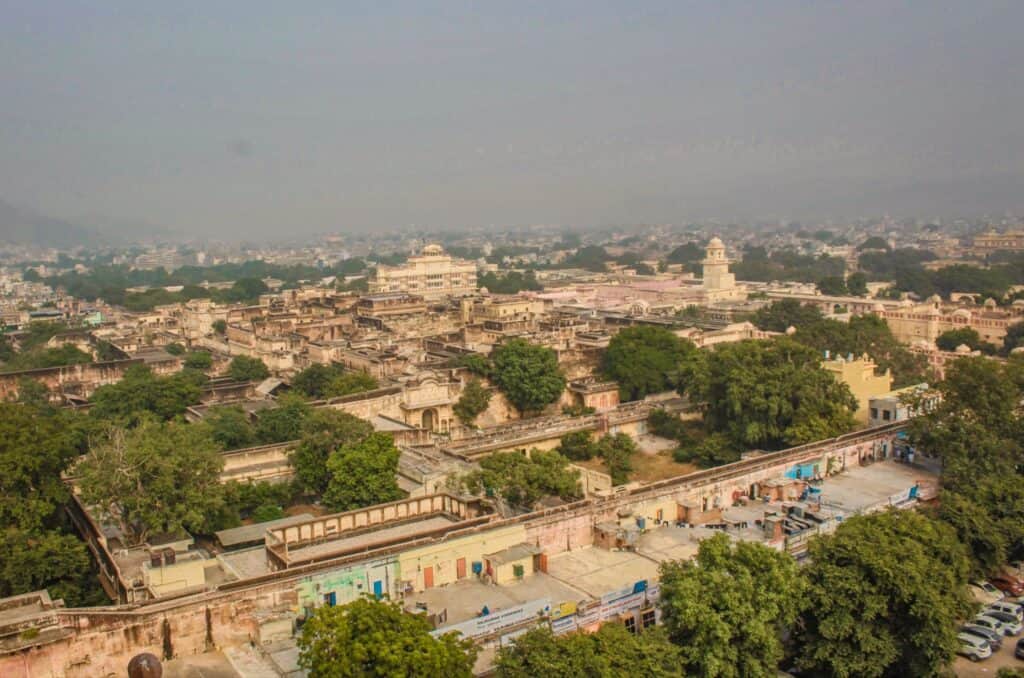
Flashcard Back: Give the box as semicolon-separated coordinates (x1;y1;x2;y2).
421;409;434;431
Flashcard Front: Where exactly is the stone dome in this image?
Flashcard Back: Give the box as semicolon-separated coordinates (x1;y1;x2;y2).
707;236;725;249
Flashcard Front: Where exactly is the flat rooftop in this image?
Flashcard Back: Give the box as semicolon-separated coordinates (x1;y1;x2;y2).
219;547;272;580
403;573;587;628
215;514;313;549
545;546;660;598
818;460;929;513
287;515;460;562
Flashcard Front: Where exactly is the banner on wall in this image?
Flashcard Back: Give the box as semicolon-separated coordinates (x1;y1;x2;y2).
431;598;551;639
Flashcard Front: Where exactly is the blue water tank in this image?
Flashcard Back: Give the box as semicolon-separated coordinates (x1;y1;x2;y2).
471;561;483;575
636;517;646;529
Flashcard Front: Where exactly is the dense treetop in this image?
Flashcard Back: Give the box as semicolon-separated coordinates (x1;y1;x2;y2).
600;326;699;401
489;339;566;414
298;597;477;678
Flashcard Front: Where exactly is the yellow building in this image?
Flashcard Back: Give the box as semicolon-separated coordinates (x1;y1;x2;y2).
370;244;478;299
397;524;528;592
822;354;893;425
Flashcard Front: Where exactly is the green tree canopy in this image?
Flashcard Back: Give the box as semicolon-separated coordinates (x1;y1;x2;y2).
557;430;597;461
667;242;704;266
292;364;379;400
0;403;81;532
164;342;185;356
477;270;543;294
935;327;996;354
600;326;700;401
227;355;270;382
816;276;848;296
1005;320;1024;354
846;272;869;296
752;299;824;332
453;378;492;425
595;433;637;485
0;527;89;600
89;364;203;424
297;597;477;678
797;510;972;678
490;339;566;414
212;319;227;334
0;343;93;372
75;417;228;545
495;624;683;678
183;351;213;370
205;405;257;450
291;409;374;496
254;394;312;443
857;236;891;251
909;357;1024;572
789;314;929;387
461;450;581;508
322;433;404;511
658;533;805;678
687;338;857;449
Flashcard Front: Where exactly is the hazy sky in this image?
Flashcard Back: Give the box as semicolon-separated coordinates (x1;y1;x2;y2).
2;1;1023;238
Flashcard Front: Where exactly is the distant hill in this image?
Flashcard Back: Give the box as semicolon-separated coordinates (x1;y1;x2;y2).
0;198;106;248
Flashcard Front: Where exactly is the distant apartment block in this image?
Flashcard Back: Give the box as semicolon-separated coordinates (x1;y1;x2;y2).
370;244;478;299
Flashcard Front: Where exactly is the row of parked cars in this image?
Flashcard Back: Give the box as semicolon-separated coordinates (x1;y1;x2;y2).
959;571;1024;662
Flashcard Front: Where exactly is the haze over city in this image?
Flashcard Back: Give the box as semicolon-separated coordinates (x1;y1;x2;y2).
3;1;1024;240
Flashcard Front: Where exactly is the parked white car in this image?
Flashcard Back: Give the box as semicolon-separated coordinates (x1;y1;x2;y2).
987;601;1024;623
957;632;993;662
984;610;1024;635
970;581;1004;605
974;614;1011;637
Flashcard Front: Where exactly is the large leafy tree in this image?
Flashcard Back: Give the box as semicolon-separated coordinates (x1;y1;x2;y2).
291;409;374;496
752;299;824;332
254;394;312;444
659;533;805;678
816;276;848;296
0;527;89;599
298;597;477;678
595;433;637;485
322;433;404;511
909;357;1024;570
687;338;857;449
600;326;699;401
797;510;972;678
89;364;203;424
495;624;683;677
0;402;96;603
227;355;270;382
292;364;378;400
205;405;257;450
1005;320;1024;354
75;417;228;545
490;339;566;414
183;351;213;371
0;343;93;372
790;315;929;387
461;450;581;508
557;430;597;461
0;402;80;531
453;378;492;425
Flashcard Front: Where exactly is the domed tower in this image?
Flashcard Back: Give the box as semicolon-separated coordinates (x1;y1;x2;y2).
702;237;736;294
